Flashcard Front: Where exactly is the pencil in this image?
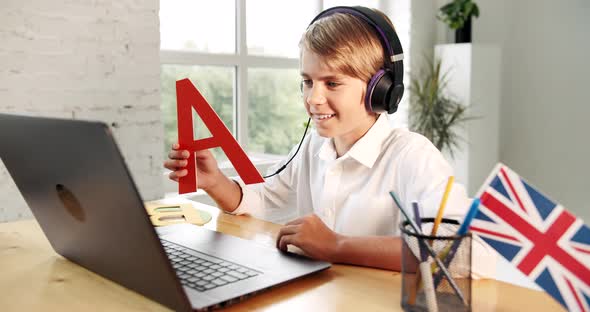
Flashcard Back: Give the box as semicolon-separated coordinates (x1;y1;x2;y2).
431;176;454;236
425;175;453;288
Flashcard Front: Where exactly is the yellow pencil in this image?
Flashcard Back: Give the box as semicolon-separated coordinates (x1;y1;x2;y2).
430;176;454;236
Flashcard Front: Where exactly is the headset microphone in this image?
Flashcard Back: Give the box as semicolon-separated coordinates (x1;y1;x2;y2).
263;117;311;179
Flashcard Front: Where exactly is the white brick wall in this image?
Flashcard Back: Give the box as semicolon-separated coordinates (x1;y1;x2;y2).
0;0;163;222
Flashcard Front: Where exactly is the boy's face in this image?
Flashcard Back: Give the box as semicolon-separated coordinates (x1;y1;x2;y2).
300;48;377;141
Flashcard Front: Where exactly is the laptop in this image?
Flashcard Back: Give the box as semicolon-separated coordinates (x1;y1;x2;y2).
0;113;331;311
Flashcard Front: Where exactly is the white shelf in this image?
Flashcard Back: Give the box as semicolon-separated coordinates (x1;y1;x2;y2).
435;43;501;195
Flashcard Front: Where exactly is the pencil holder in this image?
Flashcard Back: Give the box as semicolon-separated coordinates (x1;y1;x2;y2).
400;218;472;312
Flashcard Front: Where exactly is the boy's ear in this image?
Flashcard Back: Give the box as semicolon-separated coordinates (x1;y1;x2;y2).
360;86;367;108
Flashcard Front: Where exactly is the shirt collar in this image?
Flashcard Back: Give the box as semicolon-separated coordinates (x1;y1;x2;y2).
318;135;337;161
317;114;392;167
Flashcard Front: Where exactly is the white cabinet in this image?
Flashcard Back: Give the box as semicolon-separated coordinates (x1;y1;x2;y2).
435;43;501;195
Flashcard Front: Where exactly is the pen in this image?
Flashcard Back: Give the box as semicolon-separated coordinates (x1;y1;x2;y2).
412;202;426;260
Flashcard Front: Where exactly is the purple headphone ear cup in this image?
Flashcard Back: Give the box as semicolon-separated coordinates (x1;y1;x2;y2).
365;69;386;112
366;70;402;114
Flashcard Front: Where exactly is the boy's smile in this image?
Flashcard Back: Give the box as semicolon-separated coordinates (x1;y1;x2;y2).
311;113;335;122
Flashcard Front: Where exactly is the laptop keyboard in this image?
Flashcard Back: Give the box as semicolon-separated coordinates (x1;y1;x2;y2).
161;240;260;292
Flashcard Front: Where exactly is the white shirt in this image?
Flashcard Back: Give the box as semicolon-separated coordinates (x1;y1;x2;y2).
233;113;495;278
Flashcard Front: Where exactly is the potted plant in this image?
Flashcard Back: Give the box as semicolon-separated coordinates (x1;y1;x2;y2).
437;0;480;43
409;58;476;157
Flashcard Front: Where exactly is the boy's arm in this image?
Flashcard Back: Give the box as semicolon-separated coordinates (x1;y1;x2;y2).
203;171;242;213
333;235;403;271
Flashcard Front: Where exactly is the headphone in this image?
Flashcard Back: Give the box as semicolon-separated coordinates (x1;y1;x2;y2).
264;6;403;179
307;6;405;114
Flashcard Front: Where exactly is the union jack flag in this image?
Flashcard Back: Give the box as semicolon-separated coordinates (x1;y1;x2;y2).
470;163;590;311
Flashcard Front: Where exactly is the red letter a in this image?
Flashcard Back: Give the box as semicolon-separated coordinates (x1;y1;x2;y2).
176;78;264;194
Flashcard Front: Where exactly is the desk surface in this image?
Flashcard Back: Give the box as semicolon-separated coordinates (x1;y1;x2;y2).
0;198;563;311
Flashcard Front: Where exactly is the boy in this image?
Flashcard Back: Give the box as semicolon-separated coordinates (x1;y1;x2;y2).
165;6;494;276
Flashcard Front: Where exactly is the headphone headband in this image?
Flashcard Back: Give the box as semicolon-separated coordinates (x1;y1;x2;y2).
308;6;404;68
307;6;405;114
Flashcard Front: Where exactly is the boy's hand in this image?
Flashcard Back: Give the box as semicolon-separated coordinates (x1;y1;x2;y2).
163;143;222;191
276;214;342;262
164;143;190;181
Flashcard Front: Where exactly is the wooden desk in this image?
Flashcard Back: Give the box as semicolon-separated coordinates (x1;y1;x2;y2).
0;198;563;311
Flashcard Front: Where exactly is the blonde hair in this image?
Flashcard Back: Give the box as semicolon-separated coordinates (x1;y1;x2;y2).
300;10;393;83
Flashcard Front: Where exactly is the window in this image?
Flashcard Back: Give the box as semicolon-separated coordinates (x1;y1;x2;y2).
160;0;235;54
160;0;390;170
247;68;307;155
246;1;317;58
